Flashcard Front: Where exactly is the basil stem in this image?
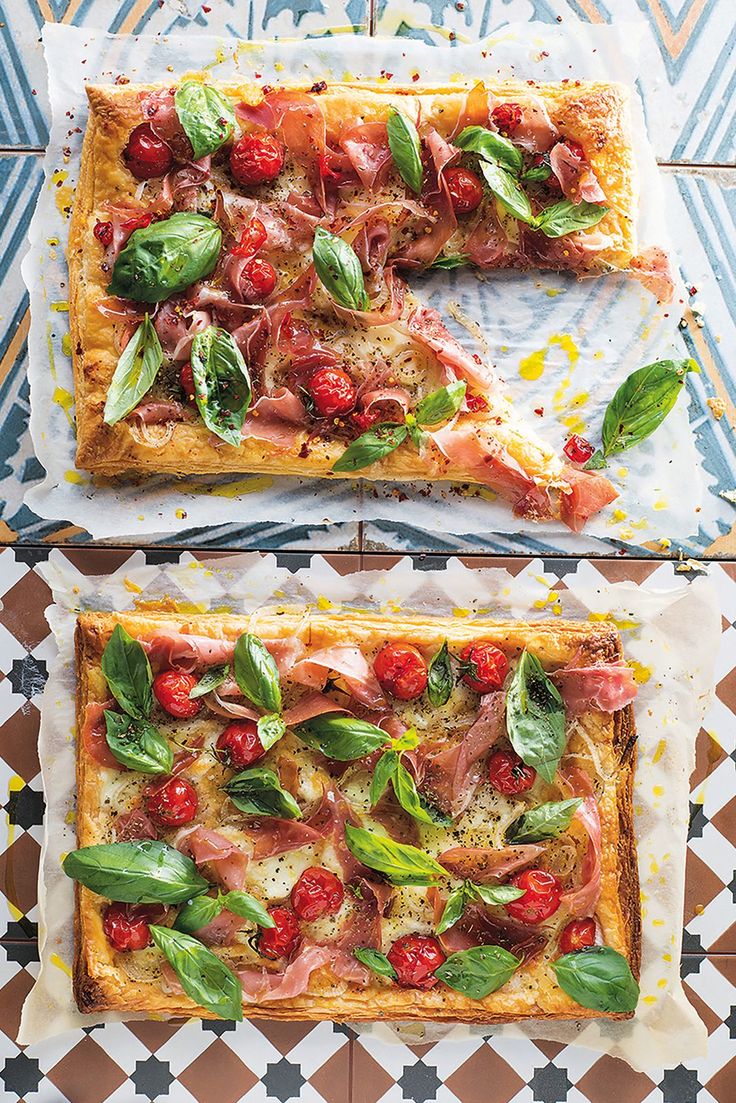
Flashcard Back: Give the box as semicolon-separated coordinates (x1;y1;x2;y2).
435;945;520;999
313;226;370;311
103;314;163;426
295;714;388;761
233;632;281;713
332;423;408;473
62;841;209;904
109;213;222;303
189;664;229;700
353;947;397;980
104;711;173;775
190;326;252;447
386;109;424;194
552;947;639;1013
455;125;523;173
505;651;566;783
223;766;302;819
344;824;446;886
427;640;453;707
150;925;243;1020
532;199;608;238
415;382;466;427
174;80;235;160
506;798;583;844
101;623;153;721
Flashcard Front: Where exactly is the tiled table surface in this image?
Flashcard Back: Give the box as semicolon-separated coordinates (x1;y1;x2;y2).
0;547;734;1103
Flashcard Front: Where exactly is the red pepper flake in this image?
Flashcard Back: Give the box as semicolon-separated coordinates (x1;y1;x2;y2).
411;72;420;82
310;80;328;94
688;285;698;296
465;393;488;413
114;75;130;85
202;4;211;10
261;84;274;95
534;406;544;417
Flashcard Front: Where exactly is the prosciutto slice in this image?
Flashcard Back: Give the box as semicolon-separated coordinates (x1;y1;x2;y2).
395;128;458;266
283;691;348;726
630;246;675;303
115;808;158;841
250;819;323;861
154;298;211;361
173;826;249;891
161;156;211;210
333;266;406;328
140;88;192;162
420;691;505;817
339;121;392;190
511;96;558;153
81;701;120;769
194;907;246;946
131;400;187;425
238;942;332;1003
554;659;637;715
241;388;309;449
548;143;605;205
290;646;387;709
406;306;496;391
144;631;235;672
430;895;548;960
438;844;545;883
558;767;602;917
306;785;366;880
559;465;618;533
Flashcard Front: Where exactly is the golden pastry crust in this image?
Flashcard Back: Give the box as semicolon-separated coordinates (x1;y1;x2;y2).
73;609;639;1023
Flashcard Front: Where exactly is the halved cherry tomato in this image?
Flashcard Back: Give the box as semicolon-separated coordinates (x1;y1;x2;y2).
487;748;536;795
123;123;173;180
559;918;597;954
506;869;562;925
459;642;509;693
145;776;198;828
387;934;446;989
231;216;268;258
216;720;265;770
373;642;428;701
291;867;344;921
241;256;277;300
230;133;285;186
309;367;357;417
445;166;484;215
258;905;302;960
153;671;202;719
103;903;161;951
491;103;522;134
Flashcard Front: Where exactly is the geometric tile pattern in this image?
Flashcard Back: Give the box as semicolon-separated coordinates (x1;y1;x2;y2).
0;547;733;1101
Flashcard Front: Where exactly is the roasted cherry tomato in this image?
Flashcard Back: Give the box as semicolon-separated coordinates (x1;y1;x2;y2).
103;903;160;952
123;122;173;180
308;367;357;418
258;905;302;960
563;434;595;465
291;867;344;921
506;869;562;925
387;934;446;989
231;216;268;258
445;166;484;215
93;220;114;248
146;776;198;828
180;362;196;402
153;671;202;719
559;918;597;954
491;102;522;135
216;720;265;770
487;748;537;795
459;641;509;693
240;256;277;300
373;642;428;701
230;133;285;186
350;409;381;434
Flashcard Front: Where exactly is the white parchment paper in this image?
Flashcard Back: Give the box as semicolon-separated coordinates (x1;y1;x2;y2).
20;553;715;1072
24;22;702;547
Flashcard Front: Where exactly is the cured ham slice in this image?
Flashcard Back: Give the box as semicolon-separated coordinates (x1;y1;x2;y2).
81;700;121;769
559;465;618;533
144;631;235;672
406;307;496;391
421;691;505;817
395;128;458;266
241;388;309;449
438;844;545;883
282;691;348;726
238;942;332;1003
131;400;187;425
431;895;549;960
115;808;158;841
554;658;637;715
250;819;323;861
511;96;558;153
204;692;260;721
193;907;246;946
630;246;675;303
161;156;211;210
333;266;406;328
140;88;192;162
548;143;605;204
173;826;249;891
154;298;212;362
339;122;392;190
290;646;387;709
558;767;602;917
306;785;366;879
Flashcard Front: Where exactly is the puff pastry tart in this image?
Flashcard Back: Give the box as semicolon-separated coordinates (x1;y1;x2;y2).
66;609;641;1023
68;77;672;529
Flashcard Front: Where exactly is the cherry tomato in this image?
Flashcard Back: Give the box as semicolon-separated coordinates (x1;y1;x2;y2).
146;776;198;828
216;720;265;770
506;869;562;925
465;392;488;413
241;256;277;300
93;220;114;248
559;918;597;954
153;671;202;719
487;748;536;795
291;867;344;921
180;362;196;402
123;122;173;180
230;133;285;186
231;216;268;258
373;642;428;701
445;166;484;215
563;434;595;465
387;934;446;989
103;903;160;951
350;409;381;434
459;642;509;693
309;367;357;418
491;102;522;134
258;905;302;960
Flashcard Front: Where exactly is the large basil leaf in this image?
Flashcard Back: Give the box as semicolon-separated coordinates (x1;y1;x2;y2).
552;947;639;1013
189;664;229;700
455;125;523;173
62;841;209;904
109;213;222;303
370;749;399;807
532;199;608;239
435;945;520;999
344;825;446;886
190;327;252;446
386;109;424;194
392;760;451;827
506;798;582;843
103;314;163;426
435;881;524;935
599;359;699;461
506;651;566;783
224;767;302;819
174;893;223;935
353;947;397;980
223;890;274;928
150;925;243;1021
332;423;408;473
313;226;370;311
174;80;235;159
257;713;287;751
101;623;153;721
295;714;388;761
233;632;281;713
415;382;467;427
427;640;453;707
476;157;533;223
104;711;173;775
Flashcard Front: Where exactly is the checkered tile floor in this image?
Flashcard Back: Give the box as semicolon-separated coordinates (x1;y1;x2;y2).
0;548;733;1103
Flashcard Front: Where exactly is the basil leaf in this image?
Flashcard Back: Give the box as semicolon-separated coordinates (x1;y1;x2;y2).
476;157;533;223
455;125;523;173
533;199;608;238
233;632;281;713
313;226;370;311
406;418;425;450
174;80;235;159
506;798;582;843
600;359;699;459
353;946;397;980
430;255;468;270
522;162;552;183
109;212;222;303
582;449;607;471
370;749;399;807
506;651;566;783
150;925;243;1021
471;883;525;907
332;423;408;473
224;767;302;819
436;885;468;935
344;824;446;886
391;727;419;752
427;640;453;707
386;109;423;193
101;624;153;721
392;760;450;827
435;945;520;999
103;314;162;426
190;326;252;446
415;381;467;428
189;664;229;700
174;894;223;934
222;890;275;928
258;713;287;751
552;947;639;1013
295;714;388;761
62;841;209;904
104;711;173;775
435;881;525;935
